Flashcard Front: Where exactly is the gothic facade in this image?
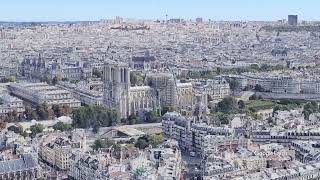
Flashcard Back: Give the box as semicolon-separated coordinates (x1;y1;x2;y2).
103;62;194;119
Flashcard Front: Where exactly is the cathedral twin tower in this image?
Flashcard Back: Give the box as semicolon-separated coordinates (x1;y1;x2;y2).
103;62;130;119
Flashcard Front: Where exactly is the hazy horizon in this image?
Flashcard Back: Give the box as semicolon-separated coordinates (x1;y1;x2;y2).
0;0;319;22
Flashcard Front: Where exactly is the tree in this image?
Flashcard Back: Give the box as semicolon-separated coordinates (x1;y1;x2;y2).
52;76;58;85
249;94;258;100
266;117;273;124
145;111;160;123
92;125;99;134
8;125;24;134
254;84;264;92
238;100;245;109
21;131;29;138
218;113;229;124
52;104;61;117
92;139;104;150
134;134;163;149
211;112;229;125
92;69;103;78
0;120;6;130
227;78;240;91
161;105;177;115
36;104;49;120
272;105;290;116
53;104;72;117
127;138;135;144
149;134;163;147
135;136;150;149
24;106;38;120
47;107;55;119
72;105;119;129
130;72;145;86
57;74;62;81
53;122;72;131
260;64;270;71
187;71;201;79
128;115;138;125
91;138;117;151
62;105;72;115
216;67;221;75
52;74;62;85
34;102;62;120
7;76;16;82
6;110;19;122
0;76;16;83
249;64;260;71
70;80;79;84
216;97;238;114
303;101;319;119
30;123;45;137
40;75;52;84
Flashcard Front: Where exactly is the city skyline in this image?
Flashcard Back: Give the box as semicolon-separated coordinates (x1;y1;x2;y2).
0;0;319;22
3;0;320;179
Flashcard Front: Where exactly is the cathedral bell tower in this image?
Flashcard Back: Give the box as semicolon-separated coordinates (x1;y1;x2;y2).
103;62;130;119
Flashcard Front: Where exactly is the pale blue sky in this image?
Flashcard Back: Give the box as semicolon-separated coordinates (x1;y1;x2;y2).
0;0;318;21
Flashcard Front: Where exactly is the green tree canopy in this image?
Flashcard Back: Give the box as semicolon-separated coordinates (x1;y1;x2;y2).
227;78;240;91
30;123;45;137
145;111;161;123
91;138;118;151
72;105;119;129
135;136;150;149
161;105;177;115
216;97;238;114
134;134;163;149
0;76;16;83
8;125;24;134
92;69;103;79
303;101;319;119
53;122;72;131
238;100;245;109
130;71;145;86
149;134;163;147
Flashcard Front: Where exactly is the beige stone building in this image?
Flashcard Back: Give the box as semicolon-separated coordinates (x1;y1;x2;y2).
0;93;25;115
8;82;81;108
69;152;108;180
39;129;86;171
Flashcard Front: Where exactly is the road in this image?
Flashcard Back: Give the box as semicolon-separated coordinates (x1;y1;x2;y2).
181;151;202;180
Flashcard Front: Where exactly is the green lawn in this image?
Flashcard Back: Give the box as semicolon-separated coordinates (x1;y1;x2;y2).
245;100;275;111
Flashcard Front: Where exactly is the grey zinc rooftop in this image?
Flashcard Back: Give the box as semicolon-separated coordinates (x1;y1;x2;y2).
0;154;37;174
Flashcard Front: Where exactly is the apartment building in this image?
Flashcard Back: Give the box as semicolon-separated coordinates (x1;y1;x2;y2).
251;129;320;144
0;93;25;115
243;73;300;94
194;78;231;104
162;112;233;153
39;130;86;171
230;163;320;180
69;152;108;180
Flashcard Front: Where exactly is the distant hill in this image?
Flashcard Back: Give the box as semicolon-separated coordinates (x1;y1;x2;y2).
261;25;320;32
0;21;99;26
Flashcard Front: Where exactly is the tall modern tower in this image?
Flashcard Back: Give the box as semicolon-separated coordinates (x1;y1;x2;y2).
103;61;130;119
288;15;298;26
